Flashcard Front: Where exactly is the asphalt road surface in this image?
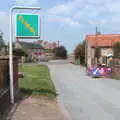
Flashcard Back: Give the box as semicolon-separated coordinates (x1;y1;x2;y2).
48;60;120;120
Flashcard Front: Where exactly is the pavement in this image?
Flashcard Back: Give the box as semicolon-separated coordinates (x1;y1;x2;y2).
6;96;69;120
48;60;120;120
5;61;70;120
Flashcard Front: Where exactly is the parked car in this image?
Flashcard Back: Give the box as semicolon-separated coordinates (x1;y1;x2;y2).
87;64;112;78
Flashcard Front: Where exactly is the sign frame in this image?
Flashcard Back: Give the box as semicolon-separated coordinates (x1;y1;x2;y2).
9;6;41;104
15;13;40;39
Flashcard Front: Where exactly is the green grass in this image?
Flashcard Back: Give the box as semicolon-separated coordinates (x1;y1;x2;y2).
19;65;57;99
113;77;120;80
109;76;120;80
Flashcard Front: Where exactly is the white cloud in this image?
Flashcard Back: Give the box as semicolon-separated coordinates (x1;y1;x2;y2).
73;3;107;20
48;4;73;14
88;19;106;26
47;15;80;27
47;0;120;29
47;0;120;19
0;11;9;42
106;1;120;12
47;0;103;15
15;0;39;6
47;0;85;15
0;11;21;43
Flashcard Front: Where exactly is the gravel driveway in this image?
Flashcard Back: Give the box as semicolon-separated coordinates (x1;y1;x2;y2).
48;60;120;120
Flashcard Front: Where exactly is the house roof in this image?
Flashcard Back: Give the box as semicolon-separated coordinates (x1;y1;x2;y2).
18;41;44;49
85;34;120;47
37;40;58;49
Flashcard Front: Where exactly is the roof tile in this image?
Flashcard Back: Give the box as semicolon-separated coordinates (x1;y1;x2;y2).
86;34;120;47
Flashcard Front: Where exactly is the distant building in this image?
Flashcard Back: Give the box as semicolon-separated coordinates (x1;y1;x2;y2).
36;40;59;60
37;40;59;50
85;34;120;66
15;39;44;62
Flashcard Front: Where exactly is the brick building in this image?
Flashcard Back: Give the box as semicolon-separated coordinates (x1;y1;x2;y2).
85;34;120;66
37;40;59;50
15;39;44;62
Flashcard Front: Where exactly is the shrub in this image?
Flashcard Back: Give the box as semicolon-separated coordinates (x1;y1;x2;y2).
13;48;28;58
53;46;67;59
74;41;85;65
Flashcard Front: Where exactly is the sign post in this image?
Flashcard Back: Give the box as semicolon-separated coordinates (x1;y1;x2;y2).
9;6;41;104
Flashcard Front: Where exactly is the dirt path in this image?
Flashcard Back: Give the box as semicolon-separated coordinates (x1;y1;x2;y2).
6;96;69;120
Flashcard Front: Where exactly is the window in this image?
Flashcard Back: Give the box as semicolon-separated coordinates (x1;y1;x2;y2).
102;56;107;64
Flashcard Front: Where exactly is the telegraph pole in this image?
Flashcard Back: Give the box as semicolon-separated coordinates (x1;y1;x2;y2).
58;40;60;47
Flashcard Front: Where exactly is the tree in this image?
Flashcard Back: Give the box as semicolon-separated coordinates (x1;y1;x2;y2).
0;32;5;46
45;49;53;53
53;46;67;59
74;41;85;65
0;32;6;55
94;47;101;64
113;42;120;58
13;48;28;58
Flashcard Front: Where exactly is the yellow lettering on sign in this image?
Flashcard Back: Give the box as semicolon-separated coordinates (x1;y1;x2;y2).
30;27;33;32
24;21;28;28
30;27;36;35
26;23;30;29
18;15;36;35
18;16;22;21
21;19;24;24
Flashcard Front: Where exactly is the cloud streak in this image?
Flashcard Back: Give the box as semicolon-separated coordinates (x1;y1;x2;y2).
46;15;81;27
15;0;39;6
0;11;9;42
47;0;120;28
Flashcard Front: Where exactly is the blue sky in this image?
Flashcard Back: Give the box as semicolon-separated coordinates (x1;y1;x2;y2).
1;0;120;52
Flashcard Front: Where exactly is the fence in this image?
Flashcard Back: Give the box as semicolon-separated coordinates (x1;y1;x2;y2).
0;56;18;117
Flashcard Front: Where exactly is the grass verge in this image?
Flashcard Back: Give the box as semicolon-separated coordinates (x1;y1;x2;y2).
110;76;120;80
19;64;57;99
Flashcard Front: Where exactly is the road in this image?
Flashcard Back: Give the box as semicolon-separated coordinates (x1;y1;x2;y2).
48;60;120;120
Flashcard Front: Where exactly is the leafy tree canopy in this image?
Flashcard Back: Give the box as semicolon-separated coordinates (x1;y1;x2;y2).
13;48;28;57
74;41;85;65
53;46;67;59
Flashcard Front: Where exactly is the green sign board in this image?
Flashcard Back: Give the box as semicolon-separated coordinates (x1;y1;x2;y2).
16;14;40;38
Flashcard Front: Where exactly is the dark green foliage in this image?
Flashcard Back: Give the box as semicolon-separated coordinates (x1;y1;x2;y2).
113;42;120;58
53;46;67;59
13;48;28;57
19;41;44;49
0;33;6;55
0;33;5;47
45;49;53;53
74;41;85;65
